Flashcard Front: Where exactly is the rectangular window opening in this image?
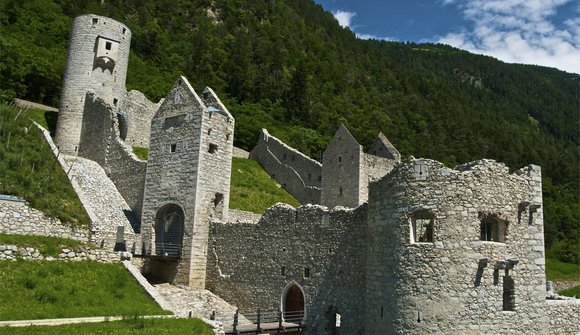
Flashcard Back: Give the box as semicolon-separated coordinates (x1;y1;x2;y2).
503;275;515;311
281;266;286;276
480;213;508;243
409;210;434;243
170;144;177;153
105;41;112;50
113;98;118;107
208;143;218;154
92;18;98;25
304;267;310;278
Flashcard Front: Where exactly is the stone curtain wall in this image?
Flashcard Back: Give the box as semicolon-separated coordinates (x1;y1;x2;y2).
232;146;250;159
250;129;322;204
365;159;550;335
121;90;162;148
545;300;580;334
207;204;367;335
79;93;147;220
0;199;88;241
228;209;262;223
55;14;131;155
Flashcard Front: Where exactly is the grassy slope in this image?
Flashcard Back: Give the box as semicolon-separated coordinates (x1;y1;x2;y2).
230;157;300;213
0;318;214;335
0;260;169;320
0;104;89;227
0;234;84;257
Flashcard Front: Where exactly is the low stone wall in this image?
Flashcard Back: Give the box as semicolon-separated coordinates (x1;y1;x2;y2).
227;209;262;223
233;147;250;159
545;299;580;334
0;199;88;241
0;244;120;262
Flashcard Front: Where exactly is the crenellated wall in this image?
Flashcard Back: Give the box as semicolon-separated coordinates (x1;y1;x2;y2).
206;204;368;335
250;129;322;204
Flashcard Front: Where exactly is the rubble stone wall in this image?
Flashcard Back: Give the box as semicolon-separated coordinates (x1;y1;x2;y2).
121;90;161;148
207;204;367;335
250;129;321;204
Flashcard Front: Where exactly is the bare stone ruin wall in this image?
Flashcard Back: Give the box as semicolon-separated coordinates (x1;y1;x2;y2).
0;243;120;262
121;90;162;148
250;129;321;204
227;209;262;223
55;14;131;155
207;204;367;335
79;93;146;221
232;146;250;159
365;159;554;335
544;300;580;334
0;199;88;241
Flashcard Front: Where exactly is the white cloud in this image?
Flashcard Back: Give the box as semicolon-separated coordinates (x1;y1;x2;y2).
356;33;395;41
333;10;356;28
438;0;580;73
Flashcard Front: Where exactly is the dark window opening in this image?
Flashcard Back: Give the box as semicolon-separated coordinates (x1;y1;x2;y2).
503;275;515;311
113;98;118;107
281;266;286;276
409;210;434;243
304;267;310;278
105;41;112;50
170;144;177;153
92;18;98;24
208;143;218;153
318;176;322;182
338;156;342;163
122;27;126;34
339;187;343;196
208;128;212;135
480;213;508;242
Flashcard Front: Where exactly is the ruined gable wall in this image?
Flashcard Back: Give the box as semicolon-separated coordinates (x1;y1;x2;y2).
206;204;367;335
78;94;146;222
365;159;549;335
121;90;162;148
321;130;362;208
249;129;321;204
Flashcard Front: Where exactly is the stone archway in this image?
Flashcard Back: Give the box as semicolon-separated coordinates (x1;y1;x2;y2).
154;203;184;257
282;282;305;322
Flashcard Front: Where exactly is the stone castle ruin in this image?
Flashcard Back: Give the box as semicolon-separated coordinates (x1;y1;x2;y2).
43;14;578;334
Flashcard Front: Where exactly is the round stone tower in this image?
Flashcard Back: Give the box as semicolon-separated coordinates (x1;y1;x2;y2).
55;14;131;155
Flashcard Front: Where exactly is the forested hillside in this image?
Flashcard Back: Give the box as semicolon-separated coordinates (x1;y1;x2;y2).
1;0;578;263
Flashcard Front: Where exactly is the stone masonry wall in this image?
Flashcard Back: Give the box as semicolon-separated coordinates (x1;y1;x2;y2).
55;14;131;155
365;159;550;335
121;90;162;148
545;300;580;334
0;244;120;262
321;125;363;208
0;199;88;241
250;129;321;204
79;93;147;220
207;204;367;335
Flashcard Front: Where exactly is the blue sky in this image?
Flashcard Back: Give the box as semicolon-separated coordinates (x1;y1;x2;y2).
314;0;580;74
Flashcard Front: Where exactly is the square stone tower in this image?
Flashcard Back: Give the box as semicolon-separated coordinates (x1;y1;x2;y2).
140;76;234;288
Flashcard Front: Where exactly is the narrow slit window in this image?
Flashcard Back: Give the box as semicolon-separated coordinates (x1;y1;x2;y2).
304;267;310;278
170;144;177;153
503;275;515;311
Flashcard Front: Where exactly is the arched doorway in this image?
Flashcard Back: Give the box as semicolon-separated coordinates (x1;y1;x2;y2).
282;283;305;322
154;204;184;257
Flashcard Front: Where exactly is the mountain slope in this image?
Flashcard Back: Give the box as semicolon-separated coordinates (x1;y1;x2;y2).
0;0;577;262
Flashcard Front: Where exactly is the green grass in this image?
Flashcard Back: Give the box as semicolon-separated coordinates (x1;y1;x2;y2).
0;260;169;320
230;157;300;213
132;147;149;160
0;104;89;227
0;234;85;257
0;317;214;335
559;285;580;298
546;258;580;281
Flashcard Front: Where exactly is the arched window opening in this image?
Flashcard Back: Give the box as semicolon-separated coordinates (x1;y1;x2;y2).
154;204;184;257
